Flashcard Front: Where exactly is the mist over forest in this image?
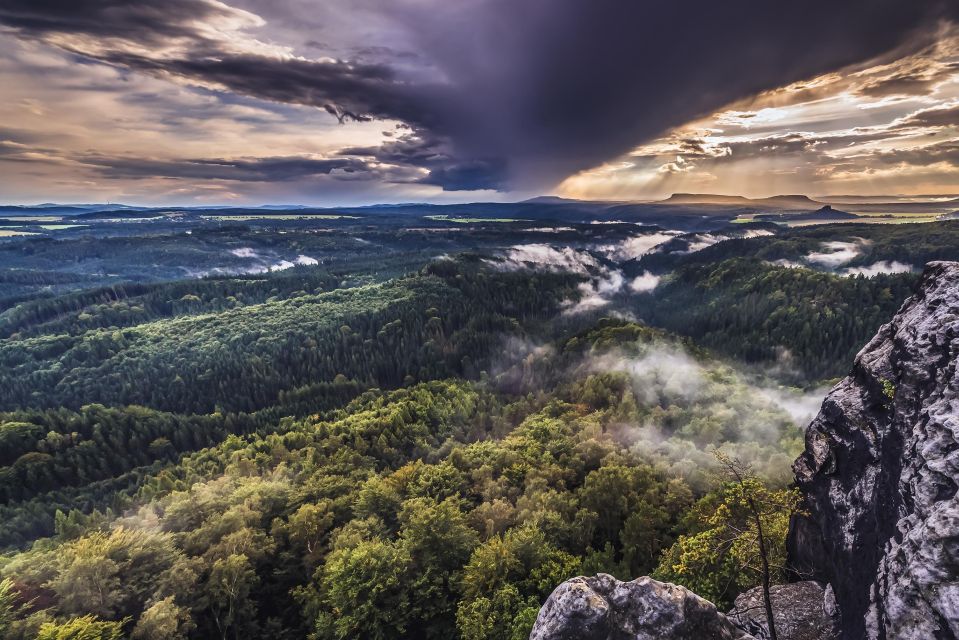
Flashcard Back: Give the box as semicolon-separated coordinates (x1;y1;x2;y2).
0;199;955;639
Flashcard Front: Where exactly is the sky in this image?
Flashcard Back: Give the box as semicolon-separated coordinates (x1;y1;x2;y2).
0;0;957;206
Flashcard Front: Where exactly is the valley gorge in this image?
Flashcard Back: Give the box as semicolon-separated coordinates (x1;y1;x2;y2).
533;262;959;640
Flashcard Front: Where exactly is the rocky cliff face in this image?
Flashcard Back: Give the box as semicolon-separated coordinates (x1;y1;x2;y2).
792;261;959;639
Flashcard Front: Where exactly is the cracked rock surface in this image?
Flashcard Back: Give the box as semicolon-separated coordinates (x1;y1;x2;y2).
792;261;959;639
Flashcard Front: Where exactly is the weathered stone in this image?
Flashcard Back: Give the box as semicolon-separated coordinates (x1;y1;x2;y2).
791;261;959;639
529;574;753;640
727;581;837;640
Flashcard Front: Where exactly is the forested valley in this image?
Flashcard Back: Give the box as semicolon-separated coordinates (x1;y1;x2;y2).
1;212;957;639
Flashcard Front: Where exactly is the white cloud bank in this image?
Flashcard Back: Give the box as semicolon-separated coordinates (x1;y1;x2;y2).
769;259;806;269
682;233;728;253
499;243;599;273
629;271;661;293
492;243;625;314
599;231;681;261
216;247;319;275
841;260;913;277
806;240;863;268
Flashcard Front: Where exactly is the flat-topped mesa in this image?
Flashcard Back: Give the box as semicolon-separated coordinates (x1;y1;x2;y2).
790;261;959;640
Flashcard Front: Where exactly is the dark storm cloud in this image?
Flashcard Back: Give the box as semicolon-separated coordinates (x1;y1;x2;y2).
105;52;429;125
873;140;959;167
383;0;959;190
855;54;959;98
340;132;506;190
898;102;959;129
0;0;435;126
417;159;507;192
78;154;375;182
0;0;238;43
2;0;958;191
857;69;948;98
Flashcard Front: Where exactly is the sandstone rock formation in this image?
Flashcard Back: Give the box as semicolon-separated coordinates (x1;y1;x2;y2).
727;581;836;640
529;574;753;640
792;261;959;639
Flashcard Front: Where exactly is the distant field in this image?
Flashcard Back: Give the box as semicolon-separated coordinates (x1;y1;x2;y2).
1;216;64;222
0;229;38;237
789;215;944;227
851;213;944;223
425;215;527;223
200;213;360;221
733;212;946;227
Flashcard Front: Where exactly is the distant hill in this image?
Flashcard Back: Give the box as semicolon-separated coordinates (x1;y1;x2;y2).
0;205;109;216
660;193;752;206
760;194;823;208
522;196;585;205
0;204;145;217
521;195;635;206
660;193;822;209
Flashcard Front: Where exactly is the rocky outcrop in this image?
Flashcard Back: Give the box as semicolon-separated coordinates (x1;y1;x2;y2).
531;262;959;640
727;581;837;640
529;574;753;640
791;261;959;639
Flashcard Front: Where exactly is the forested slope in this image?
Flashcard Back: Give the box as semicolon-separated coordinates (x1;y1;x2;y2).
0;319;807;640
0;261;578;545
643;259;916;381
0;263;577;414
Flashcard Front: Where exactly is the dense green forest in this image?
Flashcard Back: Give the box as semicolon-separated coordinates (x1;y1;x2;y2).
1;318;805;639
1;214;956;639
641;258;915;381
0;263;578;414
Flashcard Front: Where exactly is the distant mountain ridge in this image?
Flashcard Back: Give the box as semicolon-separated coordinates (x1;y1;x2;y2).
0;204;144;216
660;193;823;209
5;194;957;223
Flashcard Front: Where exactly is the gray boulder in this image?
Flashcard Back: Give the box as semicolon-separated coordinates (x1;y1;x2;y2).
727;581;837;640
529;573;753;640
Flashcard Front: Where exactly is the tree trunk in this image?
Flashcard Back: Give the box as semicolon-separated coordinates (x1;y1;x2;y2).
754;509;778;640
